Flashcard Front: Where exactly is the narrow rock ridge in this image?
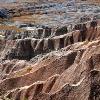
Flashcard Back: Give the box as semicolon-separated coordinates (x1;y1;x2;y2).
0;37;100;99
0;23;100;100
2;26;100;61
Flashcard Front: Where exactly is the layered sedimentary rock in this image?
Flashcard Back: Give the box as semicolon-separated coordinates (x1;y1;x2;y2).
0;24;100;100
0;39;100;100
0;0;100;99
2;26;100;60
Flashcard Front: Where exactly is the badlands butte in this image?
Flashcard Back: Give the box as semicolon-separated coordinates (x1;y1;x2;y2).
0;0;100;100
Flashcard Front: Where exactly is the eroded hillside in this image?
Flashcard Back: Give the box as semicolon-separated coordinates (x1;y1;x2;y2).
0;1;100;100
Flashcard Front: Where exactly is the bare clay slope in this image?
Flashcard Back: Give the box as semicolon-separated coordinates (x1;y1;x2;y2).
1;39;100;100
0;25;100;100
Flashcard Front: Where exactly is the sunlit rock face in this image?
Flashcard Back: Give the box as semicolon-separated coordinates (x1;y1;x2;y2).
0;0;100;100
0;24;100;100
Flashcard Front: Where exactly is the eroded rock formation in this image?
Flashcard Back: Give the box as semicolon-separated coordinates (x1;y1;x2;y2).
0;24;100;100
2;26;100;60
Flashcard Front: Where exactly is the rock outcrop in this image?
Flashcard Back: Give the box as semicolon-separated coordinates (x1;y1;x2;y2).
2;26;100;60
0;39;100;100
0;1;100;100
0;24;100;100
